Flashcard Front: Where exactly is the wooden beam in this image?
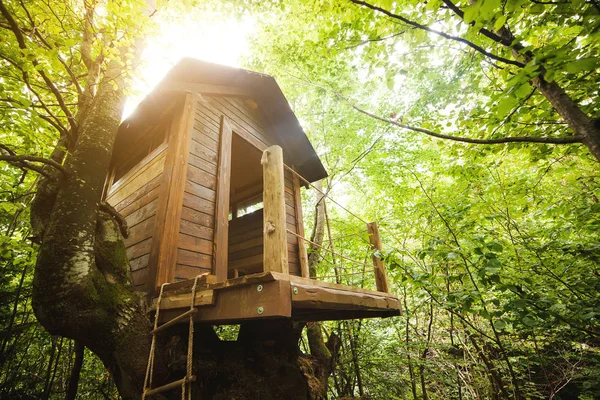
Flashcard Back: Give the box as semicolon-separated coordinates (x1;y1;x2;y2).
230;179;262;205
271;271;397;298
163;82;254;98
292;309;400;321
147;93;195;292
291;282;399;311
261;146;289;274
292;174;309;278
159;279;292;324
151;289;215;310
367;222;390;293
213;116;233;282
159;274;217;294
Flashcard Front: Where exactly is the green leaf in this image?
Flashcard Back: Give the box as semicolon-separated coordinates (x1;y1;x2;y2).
530;4;545;13
522;315;536;327
564;58;599;74
493;320;507;330
479;0;500;20
377;0;394;9
386;69;395;90
487;242;503;253
496;96;518;118
582;311;596;320
493;15;507;31
463;2;481;23
514;83;532;99
426;0;442;10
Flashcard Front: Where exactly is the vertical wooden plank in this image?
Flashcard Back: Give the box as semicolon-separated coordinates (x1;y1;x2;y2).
262;145;289;274
367;222;390;293
101;168;116;201
292;174;309;278
146;93;195;292
213;116;233;282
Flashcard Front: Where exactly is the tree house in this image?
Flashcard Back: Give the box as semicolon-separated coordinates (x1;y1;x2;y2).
104;58;400;324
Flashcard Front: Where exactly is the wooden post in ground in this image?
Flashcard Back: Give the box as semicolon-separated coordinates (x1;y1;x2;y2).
366;222;390;293
262;145;289;274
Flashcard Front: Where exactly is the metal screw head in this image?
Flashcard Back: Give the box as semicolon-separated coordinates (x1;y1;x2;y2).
257;306;264;315
257;284;263;292
293;287;299;295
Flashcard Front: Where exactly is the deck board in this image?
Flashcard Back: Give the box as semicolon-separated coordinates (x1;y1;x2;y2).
151;272;401;324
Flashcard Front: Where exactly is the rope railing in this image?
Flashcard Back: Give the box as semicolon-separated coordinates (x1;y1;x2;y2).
286;228;374;270
265;152;390;293
318;270;370;279
328;230;369;242
283;164;369;225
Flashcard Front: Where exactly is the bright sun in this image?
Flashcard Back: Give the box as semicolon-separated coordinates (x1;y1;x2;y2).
123;11;255;118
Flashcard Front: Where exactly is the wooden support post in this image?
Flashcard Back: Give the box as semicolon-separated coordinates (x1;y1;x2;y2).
262;146;289;274
292;174;310;278
214;116;233;282
147;93;195;292
367;222;390;293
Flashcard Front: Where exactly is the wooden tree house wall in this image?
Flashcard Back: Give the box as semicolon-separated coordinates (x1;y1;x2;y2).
104;91;306;292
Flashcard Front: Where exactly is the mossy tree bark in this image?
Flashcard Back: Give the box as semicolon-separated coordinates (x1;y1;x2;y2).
31;60;158;398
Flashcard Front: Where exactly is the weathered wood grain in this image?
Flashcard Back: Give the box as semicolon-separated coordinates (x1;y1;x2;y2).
367;222;390;293
214;116;233;282
262;146;289;274
146;93;195;292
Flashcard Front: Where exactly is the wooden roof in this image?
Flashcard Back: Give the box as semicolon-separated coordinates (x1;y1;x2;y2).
121;58;327;183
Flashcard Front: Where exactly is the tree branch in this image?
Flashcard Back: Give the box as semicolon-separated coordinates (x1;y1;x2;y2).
344;30;407;50
0;0;26;48
349;0;525;67
17;0;85;98
99;202;129;239
440;0;516;47
0;0;78;133
0;54;69;135
337;92;582;145
0;144;67;177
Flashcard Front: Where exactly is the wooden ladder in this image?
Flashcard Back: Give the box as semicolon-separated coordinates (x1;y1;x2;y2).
142;275;205;399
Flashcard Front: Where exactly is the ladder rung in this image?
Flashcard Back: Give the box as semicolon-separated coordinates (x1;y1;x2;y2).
144;375;196;397
152;309;198;334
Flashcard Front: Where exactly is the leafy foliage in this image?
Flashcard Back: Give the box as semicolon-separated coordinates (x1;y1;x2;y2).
1;0;599;398
243;0;600;398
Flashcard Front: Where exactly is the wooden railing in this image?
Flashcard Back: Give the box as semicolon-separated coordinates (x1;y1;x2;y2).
261;145;390;293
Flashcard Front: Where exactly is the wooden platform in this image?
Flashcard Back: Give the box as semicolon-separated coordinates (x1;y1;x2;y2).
152;272;401;324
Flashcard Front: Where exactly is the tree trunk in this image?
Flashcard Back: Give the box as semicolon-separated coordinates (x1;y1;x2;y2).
347;322;364;397
0;261;28;365
499;29;600;162
31;59;155;398
305;181;340;399
308;181;326;276
66;341;85;400
532;77;600;161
